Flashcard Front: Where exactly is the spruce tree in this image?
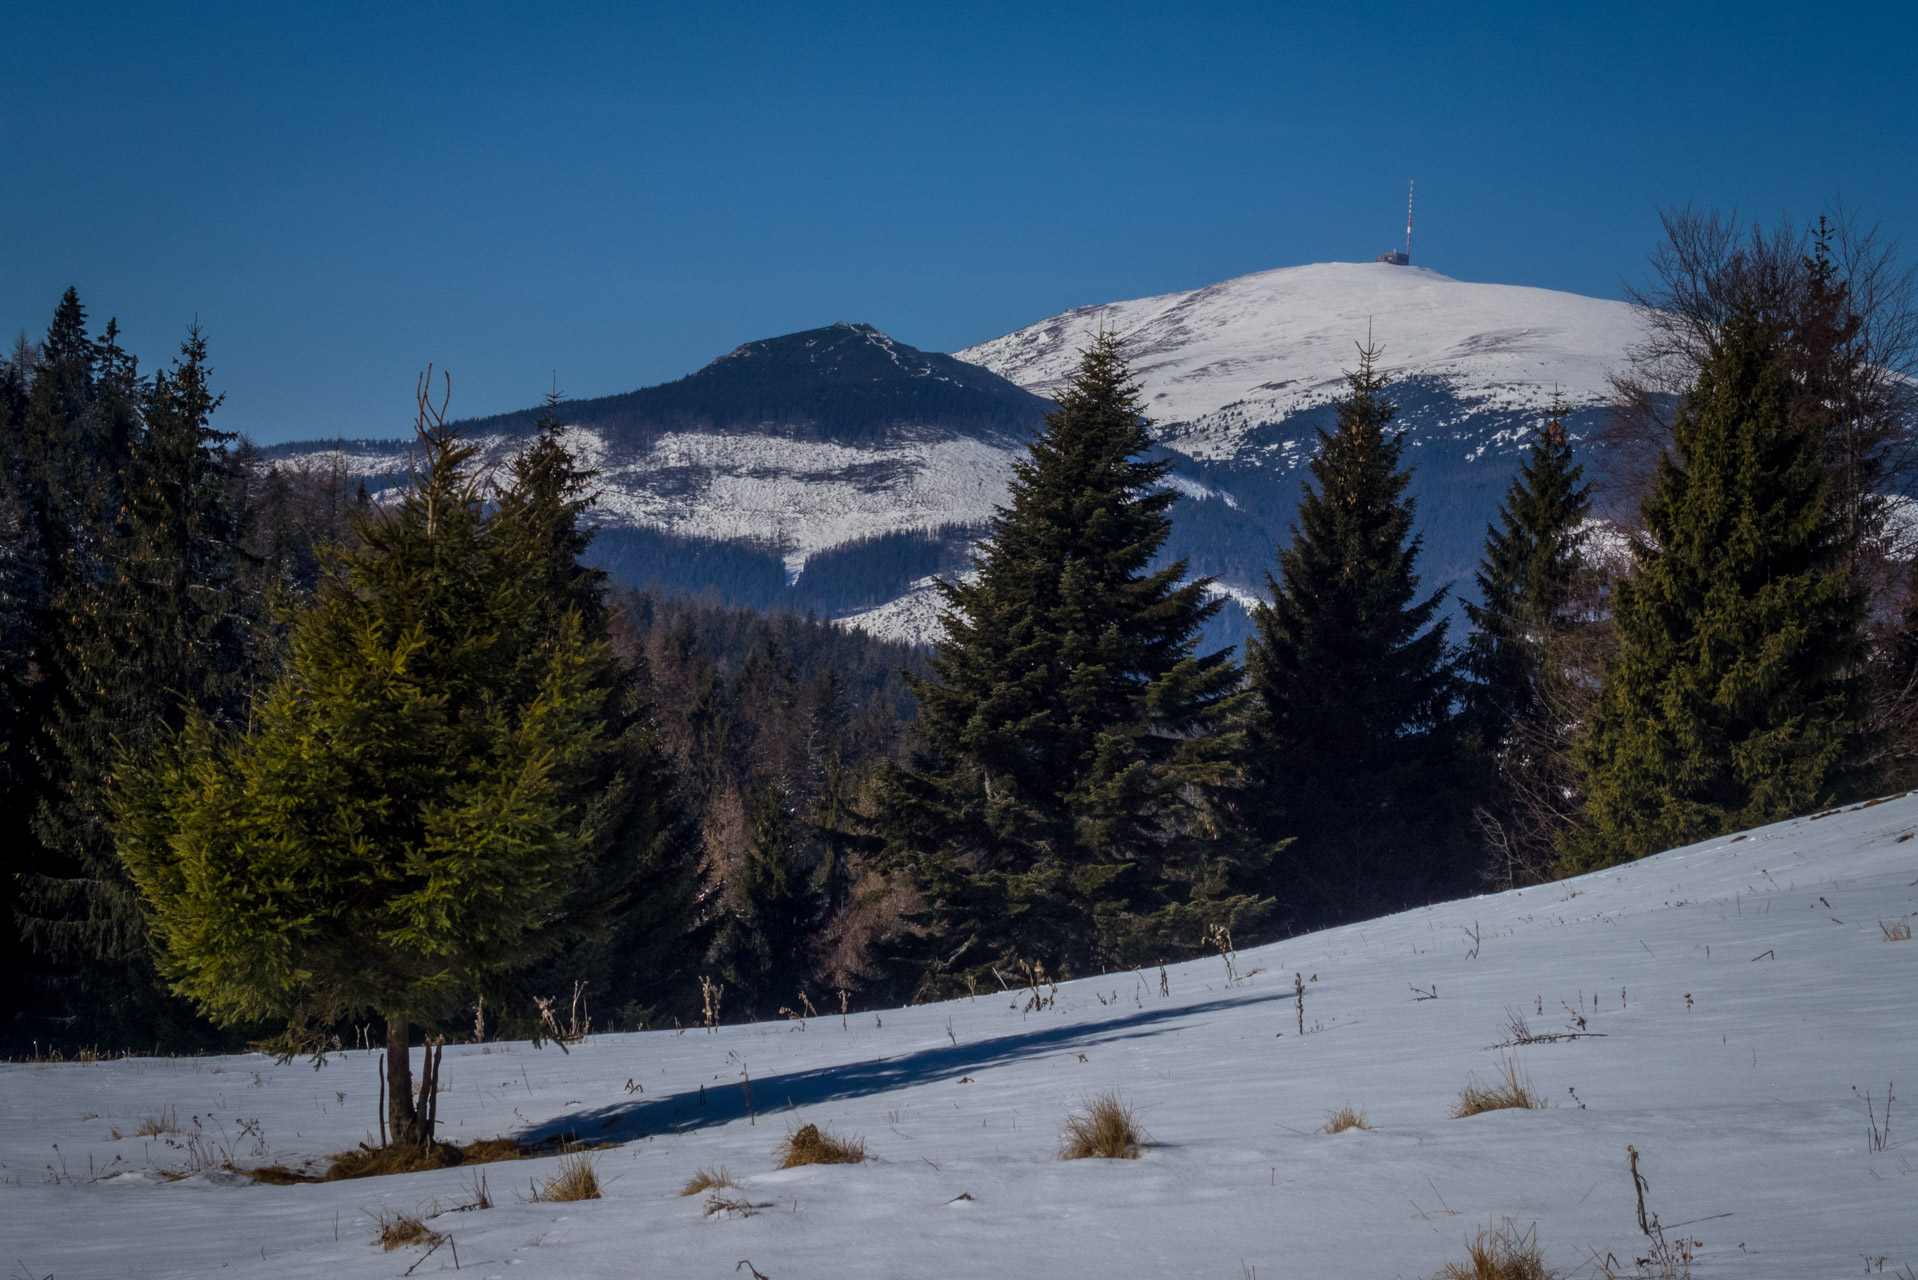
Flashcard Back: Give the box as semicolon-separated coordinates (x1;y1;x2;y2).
491;396;699;1030
0;337;37;1042
30;329;243;1046
10;291;174;1045
1244;342;1471;922
1463;404;1591;744
1564;306;1869;869
879;333;1264;991
704;778;816;1014
116;390;626;1145
1461;407;1597;886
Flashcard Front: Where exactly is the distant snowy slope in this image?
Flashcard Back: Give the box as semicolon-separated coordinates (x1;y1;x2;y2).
264;323;1045;625
5;797;1914;1278
957;261;1644;462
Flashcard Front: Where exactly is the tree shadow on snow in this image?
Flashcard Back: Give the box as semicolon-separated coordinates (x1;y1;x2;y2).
522;986;1295;1145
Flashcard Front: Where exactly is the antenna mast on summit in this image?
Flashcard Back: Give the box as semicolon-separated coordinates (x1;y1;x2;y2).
1405;179;1414;262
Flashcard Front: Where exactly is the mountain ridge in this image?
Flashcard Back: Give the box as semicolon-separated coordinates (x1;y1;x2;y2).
263;263;1649;647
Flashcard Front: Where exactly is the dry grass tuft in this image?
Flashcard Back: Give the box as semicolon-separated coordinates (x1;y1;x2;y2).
1322;1103;1372;1134
536;1151;601;1201
1434;1219;1557;1279
238;1163;319;1185
324;1135;537;1181
680;1165;738;1197
372;1211;444;1252
775;1122;868;1168
1059;1090;1146;1160
1452;1056;1543;1118
134;1106;180;1137
1882;919;1913;942
326;1141;460;1180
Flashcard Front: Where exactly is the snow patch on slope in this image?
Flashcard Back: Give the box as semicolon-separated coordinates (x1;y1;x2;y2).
275;428;1024;569
835;574;954;646
589;432;1016;560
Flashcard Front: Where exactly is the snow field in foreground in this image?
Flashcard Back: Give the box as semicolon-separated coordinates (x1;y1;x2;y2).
3;798;1915;1279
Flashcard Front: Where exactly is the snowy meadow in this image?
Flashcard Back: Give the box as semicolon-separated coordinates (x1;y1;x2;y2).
4;797;1914;1279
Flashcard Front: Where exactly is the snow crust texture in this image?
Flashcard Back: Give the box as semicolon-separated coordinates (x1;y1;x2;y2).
5;797;1916;1277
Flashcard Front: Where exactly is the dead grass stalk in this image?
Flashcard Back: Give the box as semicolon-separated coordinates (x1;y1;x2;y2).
1322;1104;1372;1134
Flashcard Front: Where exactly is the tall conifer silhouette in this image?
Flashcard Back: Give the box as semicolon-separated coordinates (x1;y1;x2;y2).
1245;342;1473;921
880;333;1264;989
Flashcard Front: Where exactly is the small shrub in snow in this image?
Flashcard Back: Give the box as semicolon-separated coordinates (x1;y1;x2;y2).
1434;1218;1556;1279
536;1151;601;1201
1881;919;1912;941
1452;1056;1542;1117
775;1123;867;1168
1321;1103;1372;1133
1059;1090;1145;1159
134;1107;180;1137
372;1211;442;1251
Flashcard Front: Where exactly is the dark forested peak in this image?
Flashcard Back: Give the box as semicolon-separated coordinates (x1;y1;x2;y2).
711;321;967;384
440;322;1054;449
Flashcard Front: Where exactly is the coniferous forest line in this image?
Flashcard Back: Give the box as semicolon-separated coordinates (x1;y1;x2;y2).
4;209;1917;1103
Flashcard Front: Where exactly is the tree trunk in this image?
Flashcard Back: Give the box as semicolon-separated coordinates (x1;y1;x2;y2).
385;1015;423;1146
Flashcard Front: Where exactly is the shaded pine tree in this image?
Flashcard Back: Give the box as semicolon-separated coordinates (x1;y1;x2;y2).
492;394;700;1031
1564;306;1870;869
10;291;201;1047
28;329;244;1047
1244;341;1474;923
704;777;816;1015
1463;404;1591;742
1461;406;1598;886
0;333;38;1041
879;333;1265;992
804;665;858;920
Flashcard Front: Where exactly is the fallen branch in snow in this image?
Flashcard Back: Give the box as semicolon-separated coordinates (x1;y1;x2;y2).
1491;1006;1608;1048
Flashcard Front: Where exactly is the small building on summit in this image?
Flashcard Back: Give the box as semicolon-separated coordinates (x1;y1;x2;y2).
1375;249;1409;265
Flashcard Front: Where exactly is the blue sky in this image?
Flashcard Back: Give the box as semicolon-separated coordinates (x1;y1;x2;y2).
3;2;1913;444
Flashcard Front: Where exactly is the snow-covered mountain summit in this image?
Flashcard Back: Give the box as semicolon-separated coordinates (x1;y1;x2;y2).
958;261;1644;463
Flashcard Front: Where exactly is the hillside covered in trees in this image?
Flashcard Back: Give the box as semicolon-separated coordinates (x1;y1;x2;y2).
4;207;1917;1078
